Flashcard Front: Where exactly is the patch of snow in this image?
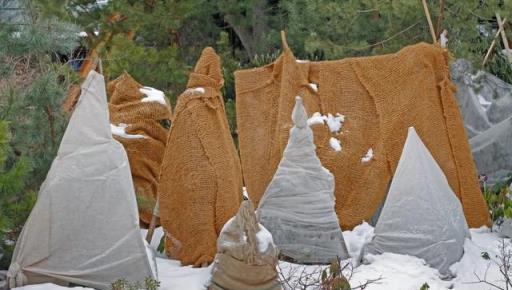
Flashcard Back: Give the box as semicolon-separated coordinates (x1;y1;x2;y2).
78;31;88;37
477;94;492;108
242;187;249;199
143;240;158;278
307;112;327;126
439;31;448;48
110;123;146;139
329;137;342;152
308;83;318;92
296;59;309;63
185;87;205;94
326;113;345;133
343;222;375;260
139;87;166;105
361;148;374;163
256;225;274;253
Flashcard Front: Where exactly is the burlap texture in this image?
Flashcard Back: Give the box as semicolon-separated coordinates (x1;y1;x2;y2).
108;73;172;225
209;200;281;290
235;41;490;229
158;47;243;266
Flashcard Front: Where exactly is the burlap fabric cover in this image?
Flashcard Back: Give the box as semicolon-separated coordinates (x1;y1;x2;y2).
209;199;281;290
7;71;156;290
108;73;172;225
235;40;490;229
257;97;349;264
363;127;470;277
158;47;243;266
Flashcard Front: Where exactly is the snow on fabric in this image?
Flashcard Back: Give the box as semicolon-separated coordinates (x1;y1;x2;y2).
361;148;373;163
257;96;349;264
110;123;146;139
363;127;470;277
7;71;155;290
209;199;281;290
329;137;342;152
139;86;167;105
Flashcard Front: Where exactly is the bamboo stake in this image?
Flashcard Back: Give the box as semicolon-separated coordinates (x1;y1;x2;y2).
482;17;507;66
496;13;512;63
436;0;445;38
421;0;437;44
145;198;160;244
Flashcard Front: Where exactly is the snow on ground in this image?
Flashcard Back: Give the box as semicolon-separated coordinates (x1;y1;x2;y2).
139;87;167;105
12;224;512;290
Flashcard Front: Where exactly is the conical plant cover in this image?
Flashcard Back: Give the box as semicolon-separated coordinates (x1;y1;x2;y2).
257;96;349;264
470;117;512;183
158;47;242;266
364;127;470;277
7;71;156;290
108;72;172;225
209;199;281;290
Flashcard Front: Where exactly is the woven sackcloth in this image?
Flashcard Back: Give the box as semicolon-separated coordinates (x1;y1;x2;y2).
208;199;281;290
108;72;172;225
158;47;243;266
235;39;490;229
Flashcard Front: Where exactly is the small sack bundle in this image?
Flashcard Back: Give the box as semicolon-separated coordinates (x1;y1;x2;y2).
108;73;172;225
257;97;349;264
158;47;243;266
209;199;281;290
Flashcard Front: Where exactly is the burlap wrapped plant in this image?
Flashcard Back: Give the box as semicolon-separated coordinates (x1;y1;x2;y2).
108;72;172;225
158;47;242;266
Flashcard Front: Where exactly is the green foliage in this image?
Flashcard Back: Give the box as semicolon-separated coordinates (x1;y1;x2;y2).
481;176;512;225
111;277;160;290
320;258;351;290
420;282;430;290
0;121;32;269
106;34;187;106
481;251;491;260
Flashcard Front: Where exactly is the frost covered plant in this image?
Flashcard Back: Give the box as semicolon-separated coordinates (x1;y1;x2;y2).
111;277;160;290
472;239;512;290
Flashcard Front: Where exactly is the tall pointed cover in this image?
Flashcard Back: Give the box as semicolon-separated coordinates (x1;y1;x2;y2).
158;47;242;266
364;127;470;276
7;71;155;289
257;97;349;264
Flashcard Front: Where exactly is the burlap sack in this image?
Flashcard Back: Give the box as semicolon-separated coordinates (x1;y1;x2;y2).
209;200;281;290
108;73;172;225
158;47;243;266
235;38;490;229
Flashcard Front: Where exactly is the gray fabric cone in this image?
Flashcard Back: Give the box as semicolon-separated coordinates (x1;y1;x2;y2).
470;117;512;183
209;199;281;290
363;127;470;277
257;96;349;264
7;71;156;290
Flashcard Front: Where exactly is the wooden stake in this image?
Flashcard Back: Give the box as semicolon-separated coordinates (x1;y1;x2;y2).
482;18;507;66
496;13;512;63
145;198;160;244
436;0;445;38
422;0;437;44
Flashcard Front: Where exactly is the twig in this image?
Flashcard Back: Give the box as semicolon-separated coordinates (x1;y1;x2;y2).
483;18;507;67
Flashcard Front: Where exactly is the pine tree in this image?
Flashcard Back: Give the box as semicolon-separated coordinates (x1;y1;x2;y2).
0;0;79;268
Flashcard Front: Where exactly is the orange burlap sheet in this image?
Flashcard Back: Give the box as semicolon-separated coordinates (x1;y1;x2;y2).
108;73;172;225
158;47;243;266
235;42;490;229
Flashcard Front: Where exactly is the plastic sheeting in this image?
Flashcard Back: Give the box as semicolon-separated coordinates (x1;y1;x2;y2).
451;59;512;182
470;117;512;183
257;97;349;264
363;127;470;277
7;71;156;290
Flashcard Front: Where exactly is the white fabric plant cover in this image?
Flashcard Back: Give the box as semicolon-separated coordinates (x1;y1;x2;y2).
257;96;349;264
363;127;470;277
470;116;512;183
7;71;156;290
